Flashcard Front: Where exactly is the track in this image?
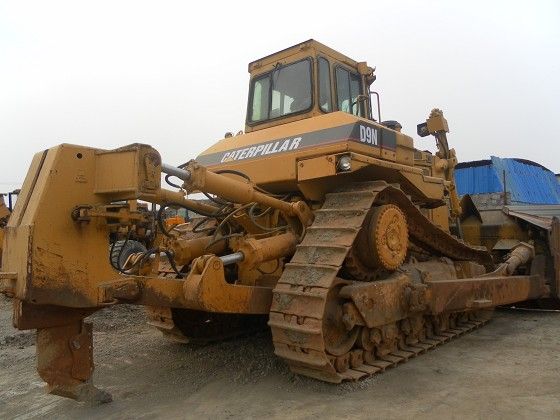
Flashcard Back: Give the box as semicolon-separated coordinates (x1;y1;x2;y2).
269;181;494;382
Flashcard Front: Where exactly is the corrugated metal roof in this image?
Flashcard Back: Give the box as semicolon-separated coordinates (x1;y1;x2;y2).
455;163;502;195
455;157;560;205
503;205;560;230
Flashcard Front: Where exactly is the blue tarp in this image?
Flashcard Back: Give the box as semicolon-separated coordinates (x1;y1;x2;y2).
455;156;560;205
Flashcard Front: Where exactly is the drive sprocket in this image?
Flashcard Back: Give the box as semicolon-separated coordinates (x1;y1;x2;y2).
345;204;408;280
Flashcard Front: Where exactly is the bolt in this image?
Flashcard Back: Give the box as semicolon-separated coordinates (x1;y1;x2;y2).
212;260;222;270
370;329;382;345
342;313;355;331
71;338;81;350
420;271;431;281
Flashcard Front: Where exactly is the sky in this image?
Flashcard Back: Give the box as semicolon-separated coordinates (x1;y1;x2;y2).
0;0;559;193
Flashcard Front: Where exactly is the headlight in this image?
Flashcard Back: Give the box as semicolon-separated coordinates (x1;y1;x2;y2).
337;155;352;172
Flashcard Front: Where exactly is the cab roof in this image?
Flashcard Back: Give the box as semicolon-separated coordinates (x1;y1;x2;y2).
248;39;359;73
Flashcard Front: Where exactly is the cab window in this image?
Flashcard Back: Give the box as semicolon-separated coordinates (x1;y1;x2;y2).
335;67;362;116
249;59;312;123
251;76;270;122
318;57;332;112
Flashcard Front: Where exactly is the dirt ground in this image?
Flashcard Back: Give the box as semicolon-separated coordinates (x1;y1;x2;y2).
1;295;559;420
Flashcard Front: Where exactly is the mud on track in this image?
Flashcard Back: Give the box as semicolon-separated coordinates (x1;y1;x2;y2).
1;295;559;419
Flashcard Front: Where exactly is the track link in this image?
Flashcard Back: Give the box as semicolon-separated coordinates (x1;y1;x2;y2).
269;181;493;383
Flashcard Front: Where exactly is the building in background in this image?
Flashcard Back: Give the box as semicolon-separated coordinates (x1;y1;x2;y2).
455;157;560;206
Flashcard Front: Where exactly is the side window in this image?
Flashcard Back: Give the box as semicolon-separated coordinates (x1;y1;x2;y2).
336;67;350;113
248;59;312;123
318;57;331;112
251;76;270;122
336;67;362;116
350;73;361;115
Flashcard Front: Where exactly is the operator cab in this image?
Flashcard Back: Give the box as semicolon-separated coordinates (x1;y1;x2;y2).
245;39;377;133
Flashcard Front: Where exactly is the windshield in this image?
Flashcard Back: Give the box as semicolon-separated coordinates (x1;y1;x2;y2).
249;59;312;123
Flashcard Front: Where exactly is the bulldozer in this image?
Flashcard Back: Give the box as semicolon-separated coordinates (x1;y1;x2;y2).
0;196;10;261
0;40;556;403
0;190;18;265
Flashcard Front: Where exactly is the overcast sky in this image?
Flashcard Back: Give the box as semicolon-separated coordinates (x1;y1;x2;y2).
0;0;559;193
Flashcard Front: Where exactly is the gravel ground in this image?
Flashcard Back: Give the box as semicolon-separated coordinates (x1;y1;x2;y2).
1;294;559;419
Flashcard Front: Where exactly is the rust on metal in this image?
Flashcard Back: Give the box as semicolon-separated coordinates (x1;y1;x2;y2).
13;299;96;330
270;181;500;382
425;275;546;313
184;256;272;314
0;39;554;403
37;320;111;403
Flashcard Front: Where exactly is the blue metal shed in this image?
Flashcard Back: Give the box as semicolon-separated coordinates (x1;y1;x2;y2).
455;157;560;205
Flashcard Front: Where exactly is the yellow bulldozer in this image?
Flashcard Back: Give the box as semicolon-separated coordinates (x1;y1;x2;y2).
0;190;18;265
1;40;558;403
0;196;10;259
